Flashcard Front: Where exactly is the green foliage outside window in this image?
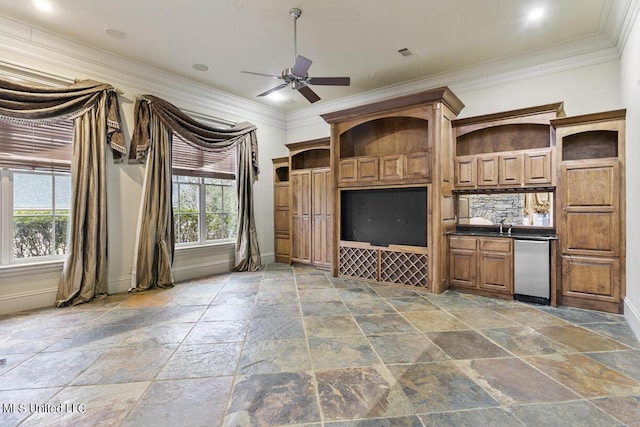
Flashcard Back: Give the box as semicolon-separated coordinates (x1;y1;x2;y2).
13;210;69;258
173;177;237;244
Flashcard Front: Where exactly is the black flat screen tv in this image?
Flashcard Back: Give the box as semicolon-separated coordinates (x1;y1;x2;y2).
340;187;427;247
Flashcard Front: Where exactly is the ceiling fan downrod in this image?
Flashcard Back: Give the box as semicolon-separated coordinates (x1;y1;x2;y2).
290;8;301;65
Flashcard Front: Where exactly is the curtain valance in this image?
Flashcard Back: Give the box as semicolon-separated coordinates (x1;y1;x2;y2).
0;76;126;306
0;78;125;161
130;95;259;176
129;94;262;293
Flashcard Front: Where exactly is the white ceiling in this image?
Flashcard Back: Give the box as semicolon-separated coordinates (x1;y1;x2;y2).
0;0;631;112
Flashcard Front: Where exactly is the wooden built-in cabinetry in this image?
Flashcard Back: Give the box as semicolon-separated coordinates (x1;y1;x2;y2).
274;94;625;315
448;103;563;302
287;138;332;270
455;149;553;189
337;116;432;185
321;87;464;292
452;103;562;191
448;235;513;297
552;110;626;313
272;158;290;263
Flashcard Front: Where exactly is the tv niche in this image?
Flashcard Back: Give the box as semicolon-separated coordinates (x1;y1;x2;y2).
340;187;427;247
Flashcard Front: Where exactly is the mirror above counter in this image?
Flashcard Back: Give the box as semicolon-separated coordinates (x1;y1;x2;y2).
456;192;553;228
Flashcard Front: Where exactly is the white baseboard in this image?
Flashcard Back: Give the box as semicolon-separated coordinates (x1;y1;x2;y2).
0;287;57;315
172;259;234;283
0;252;281;315
108;275;132;295
624;297;640;341
261;252;275;265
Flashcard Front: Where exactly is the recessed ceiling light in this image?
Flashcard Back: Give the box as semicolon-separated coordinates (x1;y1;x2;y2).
33;0;53;12
528;8;544;21
192;64;210;72
104;28;127;39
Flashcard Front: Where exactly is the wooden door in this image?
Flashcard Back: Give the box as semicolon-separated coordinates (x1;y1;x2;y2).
338;159;356;183
357;156;379;182
379;155;404;181
559;160;619;257
524;149;552;185
561;255;620;303
477;155;499;186
478;238;513;294
499;153;523;186
404;151;431;180
273;184;289;235
291;170;312;263
479;251;513;293
448;236;477;288
311;168;332;268
454;157;476;188
273;182;290;262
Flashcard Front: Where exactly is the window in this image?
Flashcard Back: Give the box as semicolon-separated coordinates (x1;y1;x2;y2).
171;132;238;246
0;119;73;265
172;176;237;244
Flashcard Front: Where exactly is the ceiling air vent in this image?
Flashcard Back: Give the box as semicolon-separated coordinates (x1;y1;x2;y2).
397;48;416;58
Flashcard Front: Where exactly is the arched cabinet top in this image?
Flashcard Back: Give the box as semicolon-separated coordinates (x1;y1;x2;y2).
339;116;430;159
286;137;330;170
321;86;464;127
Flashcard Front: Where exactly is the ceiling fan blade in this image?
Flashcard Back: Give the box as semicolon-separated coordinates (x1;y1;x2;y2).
297;85;321;103
293;55;313;76
241;71;282;80
308;77;351;86
257;83;288;97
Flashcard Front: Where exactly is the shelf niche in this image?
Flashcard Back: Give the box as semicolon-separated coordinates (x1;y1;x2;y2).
561;130;618;161
291;148;330;170
339;116;429;158
456;123;550;156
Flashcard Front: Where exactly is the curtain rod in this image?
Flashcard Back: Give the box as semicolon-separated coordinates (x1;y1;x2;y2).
0;61;125;93
0;62;74;87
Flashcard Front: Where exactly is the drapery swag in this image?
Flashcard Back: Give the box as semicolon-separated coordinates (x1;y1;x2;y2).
0;78;125;307
129;95;260;291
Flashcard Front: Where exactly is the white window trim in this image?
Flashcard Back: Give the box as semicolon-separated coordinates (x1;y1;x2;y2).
0;168;70;267
175;240;235;254
173;175;237;247
0;259;64;278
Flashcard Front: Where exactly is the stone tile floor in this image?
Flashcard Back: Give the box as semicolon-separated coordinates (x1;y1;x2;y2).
1;263;639;426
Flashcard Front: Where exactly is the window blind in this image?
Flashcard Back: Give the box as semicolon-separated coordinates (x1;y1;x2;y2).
171;132;236;179
0;119;73;171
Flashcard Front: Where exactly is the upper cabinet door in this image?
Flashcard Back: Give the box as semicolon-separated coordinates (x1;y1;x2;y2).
524;149;552;185
404;151;431;180
379;154;404;181
499;153;523;186
477;156;499;186
454;157;476;188
356;156;379;182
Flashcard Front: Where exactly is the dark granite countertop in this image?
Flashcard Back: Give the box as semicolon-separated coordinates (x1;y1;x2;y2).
448;226;558;241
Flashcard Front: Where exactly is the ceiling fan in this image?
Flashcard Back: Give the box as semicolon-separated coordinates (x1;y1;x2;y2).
242;8;351;103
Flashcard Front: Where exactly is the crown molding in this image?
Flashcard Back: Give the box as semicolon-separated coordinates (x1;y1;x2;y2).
0;2;636;134
0;16;286;129
286;33;621;131
614;0;640;52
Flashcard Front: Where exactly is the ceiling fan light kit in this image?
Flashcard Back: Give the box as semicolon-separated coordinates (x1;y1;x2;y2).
242;8;350;103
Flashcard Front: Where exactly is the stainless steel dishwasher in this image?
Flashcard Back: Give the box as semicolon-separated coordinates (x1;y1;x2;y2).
514;239;550;305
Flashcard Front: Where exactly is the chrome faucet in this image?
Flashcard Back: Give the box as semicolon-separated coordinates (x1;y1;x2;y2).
499;218;507;234
508;223;513;235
